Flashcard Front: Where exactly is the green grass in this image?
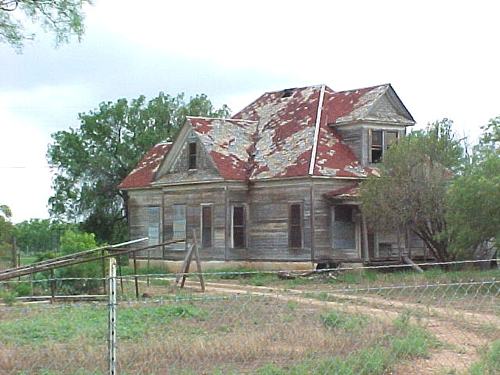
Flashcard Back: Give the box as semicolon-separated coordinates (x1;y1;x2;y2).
253;313;438;375
0;303;206;345
469;340;500;375
321;310;367;331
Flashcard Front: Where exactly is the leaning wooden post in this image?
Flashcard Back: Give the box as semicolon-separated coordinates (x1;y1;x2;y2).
192;230;205;292
108;258;117;375
133;251;139;299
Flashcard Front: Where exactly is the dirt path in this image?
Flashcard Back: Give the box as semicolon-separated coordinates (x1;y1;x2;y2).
185;280;496;374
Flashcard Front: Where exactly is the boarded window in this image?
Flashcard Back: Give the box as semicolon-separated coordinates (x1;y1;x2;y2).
188;142;197;169
232;205;246;248
289;203;302;248
173;204;186;240
147;206;160;246
201;205;212;248
332;205;355;249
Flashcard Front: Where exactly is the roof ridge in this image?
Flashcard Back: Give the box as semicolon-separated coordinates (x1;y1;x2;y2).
187;115;258;123
335;83;390;95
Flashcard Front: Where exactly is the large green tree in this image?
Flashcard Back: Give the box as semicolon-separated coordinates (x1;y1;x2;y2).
446;117;500;256
14;219;76;253
360;119;466;262
47;92;230;243
0;0;90;50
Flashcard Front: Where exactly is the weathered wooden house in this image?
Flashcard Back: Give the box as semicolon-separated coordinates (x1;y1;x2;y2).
119;84;429;265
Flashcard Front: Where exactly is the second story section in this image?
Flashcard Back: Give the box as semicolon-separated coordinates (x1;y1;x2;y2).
120;83;415;191
325;84;415;166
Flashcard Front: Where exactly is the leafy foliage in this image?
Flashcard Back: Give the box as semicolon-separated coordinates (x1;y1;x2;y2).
47;92;230;243
0;0;91;51
14;219;76;253
55;229;100;294
446;117;500;254
360;119;466;262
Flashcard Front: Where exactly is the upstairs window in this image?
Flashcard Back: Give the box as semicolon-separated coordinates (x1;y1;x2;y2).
370;130;399;163
289;203;303;248
232;205;246;248
188;142;197;169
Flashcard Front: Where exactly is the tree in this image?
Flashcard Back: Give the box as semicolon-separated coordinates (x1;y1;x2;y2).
360;119;466;263
0;205;14;266
15;219;76;253
47;92;230;244
0;0;90;51
446;117;500;256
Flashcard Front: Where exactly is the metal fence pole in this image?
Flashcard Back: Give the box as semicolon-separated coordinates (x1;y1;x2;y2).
108;258;117;375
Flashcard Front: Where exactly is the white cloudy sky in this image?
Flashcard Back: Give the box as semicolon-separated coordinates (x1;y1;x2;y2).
1;0;499;223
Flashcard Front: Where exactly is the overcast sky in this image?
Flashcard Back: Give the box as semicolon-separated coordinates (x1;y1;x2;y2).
1;0;499;223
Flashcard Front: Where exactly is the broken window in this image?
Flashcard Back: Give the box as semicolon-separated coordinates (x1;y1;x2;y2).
332;205;356;249
188;142;197;169
172;204;186;241
371;130;383;163
289;203;302;248
232;205;246;248
370;130;399;163
201;205;212;248
147;206;160;246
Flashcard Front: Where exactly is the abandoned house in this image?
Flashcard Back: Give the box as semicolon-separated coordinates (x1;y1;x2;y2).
119;84;429;265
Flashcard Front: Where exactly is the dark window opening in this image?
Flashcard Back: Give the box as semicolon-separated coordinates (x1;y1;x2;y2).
371;130;399;163
232;205;246;248
188;142;197;169
371;130;383;163
289;204;302;248
332;205;356;249
201;205;212;248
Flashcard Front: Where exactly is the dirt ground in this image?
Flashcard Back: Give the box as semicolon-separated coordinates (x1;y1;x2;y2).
184;280;499;374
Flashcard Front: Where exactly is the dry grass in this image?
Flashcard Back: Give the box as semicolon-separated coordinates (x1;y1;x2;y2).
0;296;391;374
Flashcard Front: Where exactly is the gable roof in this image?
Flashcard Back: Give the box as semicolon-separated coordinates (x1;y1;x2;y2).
118;142;172;189
188;117;258;180
120;83;413;188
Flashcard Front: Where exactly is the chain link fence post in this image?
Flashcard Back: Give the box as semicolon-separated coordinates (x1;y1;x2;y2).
108;258;117;375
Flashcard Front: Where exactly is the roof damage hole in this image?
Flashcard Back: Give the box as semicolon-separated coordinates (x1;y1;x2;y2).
281;88;294;98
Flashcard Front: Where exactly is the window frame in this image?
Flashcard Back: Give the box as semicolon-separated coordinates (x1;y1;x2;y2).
331;204;360;254
188;142;197;170
288;202;303;249
146;206;161;247
231;203;247;249
369;129;400;163
200;203;213;248
172;203;188;249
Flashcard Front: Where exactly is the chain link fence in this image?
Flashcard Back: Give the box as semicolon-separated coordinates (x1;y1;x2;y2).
0;260;499;374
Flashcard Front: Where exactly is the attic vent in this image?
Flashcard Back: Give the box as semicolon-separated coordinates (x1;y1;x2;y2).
281;88;294;98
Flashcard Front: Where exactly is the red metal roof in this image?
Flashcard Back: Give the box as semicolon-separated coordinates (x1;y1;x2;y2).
118;142;172;189
121;83;411;188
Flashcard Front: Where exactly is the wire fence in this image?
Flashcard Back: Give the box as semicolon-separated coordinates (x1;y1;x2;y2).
0;260;499;374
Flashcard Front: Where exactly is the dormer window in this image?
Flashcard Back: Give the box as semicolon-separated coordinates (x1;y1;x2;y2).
188;142;197;169
369;130;399;163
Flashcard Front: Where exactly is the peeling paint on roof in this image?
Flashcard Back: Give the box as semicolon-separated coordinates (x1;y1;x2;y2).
121;83;412;188
118;142;172;189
